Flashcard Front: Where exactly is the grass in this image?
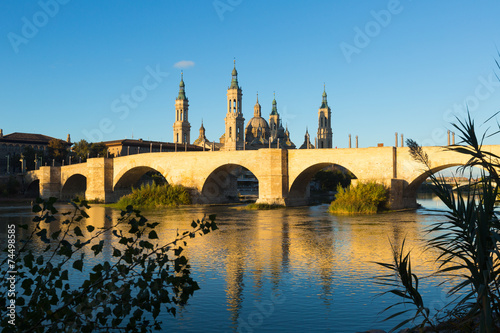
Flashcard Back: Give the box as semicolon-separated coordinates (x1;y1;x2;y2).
328;181;388;214
243;203;285;210
109;182;191;210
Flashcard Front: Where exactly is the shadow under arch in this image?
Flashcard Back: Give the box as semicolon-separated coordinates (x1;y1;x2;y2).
288;163;357;205
25;179;40;198
113;166;167;200
200;164;259;204
61;174;87;201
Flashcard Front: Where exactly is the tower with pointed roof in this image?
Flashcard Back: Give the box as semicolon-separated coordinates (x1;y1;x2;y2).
299;128;314;149
224;60;245;150
173;72;191;144
317;85;332;148
269;93;280;142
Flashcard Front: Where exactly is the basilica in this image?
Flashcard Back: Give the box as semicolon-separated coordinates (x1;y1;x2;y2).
173;61;332;151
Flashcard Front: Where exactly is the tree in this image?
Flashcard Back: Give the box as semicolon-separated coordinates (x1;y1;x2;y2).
72;139;90;162
89;142;109;158
0;198;218;332
47;139;69;165
72;140;109;161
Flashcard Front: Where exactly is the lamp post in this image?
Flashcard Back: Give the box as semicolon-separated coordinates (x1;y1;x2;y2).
20;154;25;173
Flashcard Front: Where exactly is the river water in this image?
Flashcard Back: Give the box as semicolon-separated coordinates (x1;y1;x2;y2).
0;195;455;332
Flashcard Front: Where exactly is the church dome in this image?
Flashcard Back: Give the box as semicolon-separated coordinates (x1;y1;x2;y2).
246;116;270;131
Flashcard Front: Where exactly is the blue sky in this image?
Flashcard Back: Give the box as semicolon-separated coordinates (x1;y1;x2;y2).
2;0;500;148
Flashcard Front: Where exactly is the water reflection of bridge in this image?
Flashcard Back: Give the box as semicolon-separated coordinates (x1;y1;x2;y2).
78;204;445;330
25;145;500;209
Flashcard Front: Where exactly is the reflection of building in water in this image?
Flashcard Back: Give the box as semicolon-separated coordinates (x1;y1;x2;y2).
78;206;442;326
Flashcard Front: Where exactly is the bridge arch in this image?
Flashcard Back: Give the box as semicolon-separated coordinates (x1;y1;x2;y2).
25;179;40;198
288;163;357;203
114;166;168;199
200;163;261;204
61;174;87;200
404;162;488;201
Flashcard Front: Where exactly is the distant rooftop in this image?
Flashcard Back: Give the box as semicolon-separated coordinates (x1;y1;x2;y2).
0;132;69;145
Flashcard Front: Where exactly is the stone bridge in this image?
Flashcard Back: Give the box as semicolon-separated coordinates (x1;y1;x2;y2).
24;145;500;209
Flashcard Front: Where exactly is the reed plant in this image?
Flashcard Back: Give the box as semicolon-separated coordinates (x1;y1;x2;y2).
374;112;500;332
329;181;388;214
113;182;191;210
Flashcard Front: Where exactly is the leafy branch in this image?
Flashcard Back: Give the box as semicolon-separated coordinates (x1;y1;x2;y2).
1;197;217;332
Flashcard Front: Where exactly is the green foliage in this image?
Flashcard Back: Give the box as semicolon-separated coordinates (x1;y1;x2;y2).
0;197;217;332
313;169;353;191
329;181;388;214
72;140;110;162
47;138;69;164
72;139;90;162
377;112;500;332
244;203;285;210
373;239;434;332
113;183;191;210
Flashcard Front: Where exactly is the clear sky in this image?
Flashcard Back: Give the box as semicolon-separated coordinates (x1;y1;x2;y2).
2;0;500;148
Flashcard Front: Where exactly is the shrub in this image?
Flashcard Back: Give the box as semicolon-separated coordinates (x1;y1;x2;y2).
113;183;191;210
329;181;388;214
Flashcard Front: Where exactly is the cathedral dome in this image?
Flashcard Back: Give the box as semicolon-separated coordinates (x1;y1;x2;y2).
246;116;270;131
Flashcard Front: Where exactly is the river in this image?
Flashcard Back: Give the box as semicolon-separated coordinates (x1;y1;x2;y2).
0;194;455;332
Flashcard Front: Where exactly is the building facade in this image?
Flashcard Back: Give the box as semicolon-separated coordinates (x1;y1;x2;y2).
0;130;71;173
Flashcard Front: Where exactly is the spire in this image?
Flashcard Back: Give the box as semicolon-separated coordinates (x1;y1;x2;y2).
177;71;187;100
270;92;278;115
199;120;205;135
254;93;261;117
320;83;328;108
230;59;239;89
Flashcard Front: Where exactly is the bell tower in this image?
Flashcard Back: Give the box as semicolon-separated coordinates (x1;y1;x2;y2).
317;84;332;148
224;60;245;150
269;92;280;142
173;72;191;144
